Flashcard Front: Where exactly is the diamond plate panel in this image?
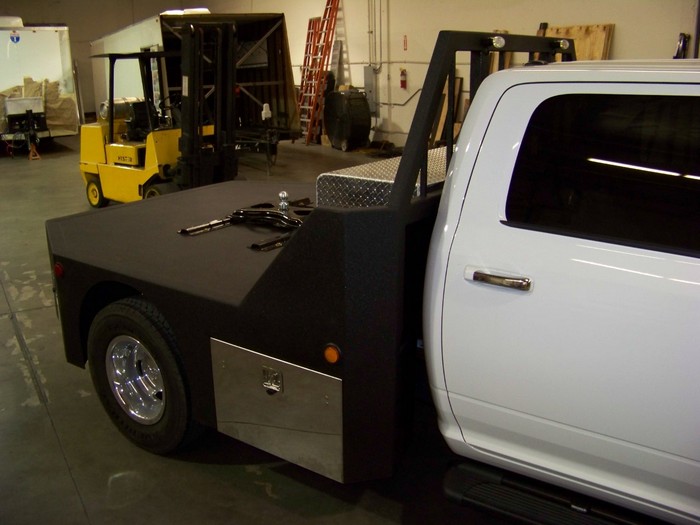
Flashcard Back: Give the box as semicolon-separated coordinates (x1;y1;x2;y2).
316;147;447;208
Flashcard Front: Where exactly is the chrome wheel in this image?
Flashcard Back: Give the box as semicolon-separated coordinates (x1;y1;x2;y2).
89;298;199;453
105;335;165;425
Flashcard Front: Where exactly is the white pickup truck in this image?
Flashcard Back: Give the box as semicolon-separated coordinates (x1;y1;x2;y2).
46;32;698;524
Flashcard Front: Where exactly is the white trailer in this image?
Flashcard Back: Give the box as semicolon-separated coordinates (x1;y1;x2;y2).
0;21;81;142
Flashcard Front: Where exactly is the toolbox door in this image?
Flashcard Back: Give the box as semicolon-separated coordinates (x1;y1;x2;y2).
211;338;344;481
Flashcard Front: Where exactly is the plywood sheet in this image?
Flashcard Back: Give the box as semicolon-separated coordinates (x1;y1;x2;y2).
545;24;614;60
431;77;463;146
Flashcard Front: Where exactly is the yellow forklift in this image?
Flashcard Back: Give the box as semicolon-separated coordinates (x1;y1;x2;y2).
80;22;237;207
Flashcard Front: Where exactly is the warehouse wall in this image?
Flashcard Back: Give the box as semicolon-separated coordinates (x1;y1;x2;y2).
2;0;698;146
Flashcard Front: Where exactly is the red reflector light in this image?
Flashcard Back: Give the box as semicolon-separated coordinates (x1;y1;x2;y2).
53;262;64;278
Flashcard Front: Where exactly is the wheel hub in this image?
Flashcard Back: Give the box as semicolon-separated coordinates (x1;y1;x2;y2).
105;335;165;425
88;184;100;205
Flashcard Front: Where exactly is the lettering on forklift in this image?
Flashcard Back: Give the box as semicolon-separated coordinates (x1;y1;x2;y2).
117;155;134;163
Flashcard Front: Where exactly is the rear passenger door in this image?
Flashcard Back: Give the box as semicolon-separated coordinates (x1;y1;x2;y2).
441;82;700;496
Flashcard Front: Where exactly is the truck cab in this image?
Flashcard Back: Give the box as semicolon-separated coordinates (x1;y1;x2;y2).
425;60;700;524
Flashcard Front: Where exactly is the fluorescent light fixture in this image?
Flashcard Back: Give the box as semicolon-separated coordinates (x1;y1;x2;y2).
587;158;680;177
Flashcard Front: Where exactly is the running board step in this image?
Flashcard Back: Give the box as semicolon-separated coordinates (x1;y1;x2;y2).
444;461;666;525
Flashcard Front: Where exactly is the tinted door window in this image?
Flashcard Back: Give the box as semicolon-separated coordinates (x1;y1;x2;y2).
506;94;700;255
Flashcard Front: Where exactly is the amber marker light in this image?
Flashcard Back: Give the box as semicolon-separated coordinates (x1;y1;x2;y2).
323;344;341;364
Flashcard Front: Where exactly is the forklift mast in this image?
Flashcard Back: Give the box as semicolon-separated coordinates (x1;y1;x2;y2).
98;21;239;191
177;22;238;188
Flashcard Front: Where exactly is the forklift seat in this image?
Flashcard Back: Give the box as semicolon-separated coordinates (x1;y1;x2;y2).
126;101;158;141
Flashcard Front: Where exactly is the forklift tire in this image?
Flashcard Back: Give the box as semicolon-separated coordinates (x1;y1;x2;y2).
86;179;107;208
144;182;179;199
87;298;200;454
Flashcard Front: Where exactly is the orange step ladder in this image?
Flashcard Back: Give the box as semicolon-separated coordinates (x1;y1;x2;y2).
297;0;339;144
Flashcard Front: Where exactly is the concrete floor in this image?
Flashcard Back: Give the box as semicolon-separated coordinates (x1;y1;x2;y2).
0;136;514;525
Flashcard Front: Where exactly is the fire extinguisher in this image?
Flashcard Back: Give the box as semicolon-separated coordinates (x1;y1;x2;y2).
400;68;407;89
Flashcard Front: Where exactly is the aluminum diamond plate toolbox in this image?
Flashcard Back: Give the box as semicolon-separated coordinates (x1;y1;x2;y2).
316;147;447;208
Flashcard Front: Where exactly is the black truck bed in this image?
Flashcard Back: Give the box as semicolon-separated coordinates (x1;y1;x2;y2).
47;177;425;483
47;180;308;306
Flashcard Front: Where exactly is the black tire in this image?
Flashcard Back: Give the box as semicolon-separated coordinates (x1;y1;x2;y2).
144;182;179;199
87;297;199;454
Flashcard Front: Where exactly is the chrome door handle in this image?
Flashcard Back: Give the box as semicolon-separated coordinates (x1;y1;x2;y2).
472;270;532;291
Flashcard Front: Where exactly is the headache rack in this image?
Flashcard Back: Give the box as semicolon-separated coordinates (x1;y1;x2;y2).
318;31;575;212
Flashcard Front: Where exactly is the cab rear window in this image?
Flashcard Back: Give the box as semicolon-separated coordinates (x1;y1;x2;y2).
505;93;700;256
